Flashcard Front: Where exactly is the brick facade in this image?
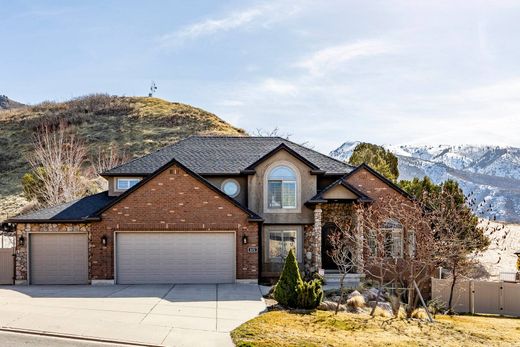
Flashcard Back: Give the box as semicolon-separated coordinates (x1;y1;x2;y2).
17;163;259;283
14;165;414;284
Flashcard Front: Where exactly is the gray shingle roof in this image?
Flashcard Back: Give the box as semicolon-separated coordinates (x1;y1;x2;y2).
103;136;354;176
9;192;117;222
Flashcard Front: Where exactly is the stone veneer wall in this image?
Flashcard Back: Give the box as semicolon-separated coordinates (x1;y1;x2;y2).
15;223;92;283
302;224;315;274
302;204;322;275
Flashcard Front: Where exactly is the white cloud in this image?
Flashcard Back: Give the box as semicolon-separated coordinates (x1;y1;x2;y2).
296;40;398;75
175;7;265;39
260;78;298;95
159;2;302;46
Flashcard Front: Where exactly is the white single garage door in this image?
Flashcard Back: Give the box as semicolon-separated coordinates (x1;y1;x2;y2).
30;233;88;285
116;232;235;284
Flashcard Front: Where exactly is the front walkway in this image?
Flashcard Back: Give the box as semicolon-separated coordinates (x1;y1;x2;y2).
0;284;266;346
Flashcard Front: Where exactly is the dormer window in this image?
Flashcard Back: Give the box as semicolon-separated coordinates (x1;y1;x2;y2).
267;165;297;209
116;178;141;191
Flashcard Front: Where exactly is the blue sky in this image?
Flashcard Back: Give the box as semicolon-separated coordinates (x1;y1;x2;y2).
2;1;520;152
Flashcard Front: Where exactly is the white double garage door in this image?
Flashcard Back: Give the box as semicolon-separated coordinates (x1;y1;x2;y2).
29;232;235;285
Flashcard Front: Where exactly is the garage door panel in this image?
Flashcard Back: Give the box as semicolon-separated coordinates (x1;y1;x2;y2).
116;232;234;284
30;234;88;285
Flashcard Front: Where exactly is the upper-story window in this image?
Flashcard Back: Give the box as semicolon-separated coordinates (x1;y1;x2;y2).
221;179;240;198
116;178;141;190
267;165;297;209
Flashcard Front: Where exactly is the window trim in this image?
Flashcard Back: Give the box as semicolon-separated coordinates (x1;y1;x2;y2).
263;161;301;213
368;229;378;257
381;224;403;259
265;226;302;263
408;229;416;257
115;178;141;191
221;178;240;198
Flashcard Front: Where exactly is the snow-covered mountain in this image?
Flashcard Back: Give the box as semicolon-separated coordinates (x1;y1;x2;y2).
330;142;520;223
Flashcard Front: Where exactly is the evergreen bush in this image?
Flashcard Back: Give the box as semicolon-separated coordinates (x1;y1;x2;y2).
273;249;301;307
296;279;323;309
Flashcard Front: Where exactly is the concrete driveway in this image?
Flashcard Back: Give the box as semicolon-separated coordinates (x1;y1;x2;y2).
0;284;265;346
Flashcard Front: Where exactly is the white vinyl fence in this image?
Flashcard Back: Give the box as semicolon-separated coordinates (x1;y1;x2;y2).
432;278;520;316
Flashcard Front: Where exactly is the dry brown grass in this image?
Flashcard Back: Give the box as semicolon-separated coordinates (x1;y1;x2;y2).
411;308;429;320
231;310;520;347
0;95;245;215
372;306;392;318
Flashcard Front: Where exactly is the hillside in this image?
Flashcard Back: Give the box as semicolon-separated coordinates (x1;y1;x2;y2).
331;141;520;223
0;95;25;109
0;94;245;219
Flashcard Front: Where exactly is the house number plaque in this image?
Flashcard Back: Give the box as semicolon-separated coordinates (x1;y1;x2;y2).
247;247;258;253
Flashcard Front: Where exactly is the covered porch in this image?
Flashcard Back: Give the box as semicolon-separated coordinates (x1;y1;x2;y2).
305;179;373;285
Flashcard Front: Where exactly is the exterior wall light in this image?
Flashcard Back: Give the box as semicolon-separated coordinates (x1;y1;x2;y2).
242;234;248;245
101;235;108;247
18;235;25;247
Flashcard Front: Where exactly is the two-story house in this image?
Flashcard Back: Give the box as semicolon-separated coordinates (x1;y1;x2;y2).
6;136;411;285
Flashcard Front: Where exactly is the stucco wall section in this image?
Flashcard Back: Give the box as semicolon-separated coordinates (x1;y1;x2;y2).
204;176;248;206
247;149;316;224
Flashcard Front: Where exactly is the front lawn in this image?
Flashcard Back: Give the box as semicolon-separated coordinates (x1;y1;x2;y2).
231;310;520;346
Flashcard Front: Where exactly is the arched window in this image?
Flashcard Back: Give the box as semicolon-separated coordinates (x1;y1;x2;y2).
267;165;297;209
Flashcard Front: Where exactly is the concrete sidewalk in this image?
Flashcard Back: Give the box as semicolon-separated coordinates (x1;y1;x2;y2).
0;284;266;346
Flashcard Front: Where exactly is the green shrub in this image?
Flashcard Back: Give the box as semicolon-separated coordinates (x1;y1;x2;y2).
296;279;323;309
305;271;325;285
22;169;46;203
273;249;301;307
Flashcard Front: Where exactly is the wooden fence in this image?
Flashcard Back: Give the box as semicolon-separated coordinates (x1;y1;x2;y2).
0;248;14;285
432;278;520;316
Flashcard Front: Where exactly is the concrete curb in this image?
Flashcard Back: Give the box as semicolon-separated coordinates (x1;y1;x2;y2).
0;327;165;347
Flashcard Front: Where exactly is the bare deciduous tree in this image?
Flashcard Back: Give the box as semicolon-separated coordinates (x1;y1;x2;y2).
27;122;88;206
90;145;129;176
359;195;435;318
326;206;361;314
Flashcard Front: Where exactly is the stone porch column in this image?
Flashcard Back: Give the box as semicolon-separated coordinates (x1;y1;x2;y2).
312;204;322;273
355;207;364;273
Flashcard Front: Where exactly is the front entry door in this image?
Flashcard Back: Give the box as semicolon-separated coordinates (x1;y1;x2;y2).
321;222;354;271
321;222;338;270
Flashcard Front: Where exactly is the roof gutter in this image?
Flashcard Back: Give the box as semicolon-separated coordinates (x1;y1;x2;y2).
5;217;101;224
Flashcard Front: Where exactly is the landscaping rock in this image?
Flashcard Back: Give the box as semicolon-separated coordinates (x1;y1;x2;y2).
330;295;341;303
317;300;346;311
267;303;285;311
367;301;393;315
365;288;385;302
347;305;364;314
259;285;273;298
